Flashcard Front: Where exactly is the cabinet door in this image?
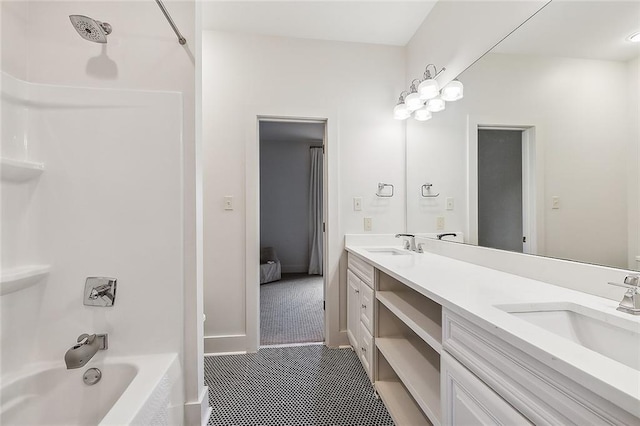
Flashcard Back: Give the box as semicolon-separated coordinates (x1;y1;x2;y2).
359;283;374;334
347;270;361;351
359;323;374;381
442;351;531;426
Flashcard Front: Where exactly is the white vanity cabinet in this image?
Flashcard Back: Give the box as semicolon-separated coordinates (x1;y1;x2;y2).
347;253;375;380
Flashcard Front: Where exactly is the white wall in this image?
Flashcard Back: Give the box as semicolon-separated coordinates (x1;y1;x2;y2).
1;1;205;422
629;57;640;270
260;138;321;273
202;31;406;352
0;1;28;80
407;53;631;269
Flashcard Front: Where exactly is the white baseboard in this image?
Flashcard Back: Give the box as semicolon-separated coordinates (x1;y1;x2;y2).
184;386;211;426
204;334;247;354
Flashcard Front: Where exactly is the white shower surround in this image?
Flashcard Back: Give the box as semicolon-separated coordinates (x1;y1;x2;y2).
1;72;185;412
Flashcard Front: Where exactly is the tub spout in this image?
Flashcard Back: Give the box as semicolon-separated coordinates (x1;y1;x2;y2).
64;333;108;369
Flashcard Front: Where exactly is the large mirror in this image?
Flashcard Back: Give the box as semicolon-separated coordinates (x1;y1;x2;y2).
406;0;640;271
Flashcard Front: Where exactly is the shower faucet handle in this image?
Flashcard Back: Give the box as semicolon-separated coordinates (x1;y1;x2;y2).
84;277;117;307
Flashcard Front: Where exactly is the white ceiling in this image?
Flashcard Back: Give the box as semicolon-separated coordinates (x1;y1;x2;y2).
201;1;437;46
259;121;325;143
493;1;640;62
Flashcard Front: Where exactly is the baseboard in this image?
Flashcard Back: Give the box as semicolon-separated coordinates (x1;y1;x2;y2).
204;334;247;354
184;386;211;426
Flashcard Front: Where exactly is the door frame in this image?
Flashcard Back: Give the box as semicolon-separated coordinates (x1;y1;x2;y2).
467;115;545;255
246;109;338;352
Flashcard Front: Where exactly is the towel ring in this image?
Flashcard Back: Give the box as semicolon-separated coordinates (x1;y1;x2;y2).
421;183;440;198
376;183;394;198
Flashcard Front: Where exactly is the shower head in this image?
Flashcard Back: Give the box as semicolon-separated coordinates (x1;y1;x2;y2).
69;15;112;44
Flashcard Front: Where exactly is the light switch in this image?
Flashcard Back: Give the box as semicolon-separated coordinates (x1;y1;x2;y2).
224;196;233;210
552;196;560;209
436;216;445;231
364;217;372;232
446;197;454;211
354;197;362;211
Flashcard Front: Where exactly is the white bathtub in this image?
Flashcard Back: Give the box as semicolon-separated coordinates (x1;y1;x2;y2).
0;353;183;425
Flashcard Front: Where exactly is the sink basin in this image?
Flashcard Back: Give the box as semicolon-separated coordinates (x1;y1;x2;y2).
364;248;411;256
496;302;640;370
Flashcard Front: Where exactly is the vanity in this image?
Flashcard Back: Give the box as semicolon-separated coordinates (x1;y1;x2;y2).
345;238;640;426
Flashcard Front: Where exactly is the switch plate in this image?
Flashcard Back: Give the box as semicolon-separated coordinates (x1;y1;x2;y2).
436;216;445;231
224;196;233;210
364;217;372;232
354;197;362;211
446;197;454;211
552;196;560;209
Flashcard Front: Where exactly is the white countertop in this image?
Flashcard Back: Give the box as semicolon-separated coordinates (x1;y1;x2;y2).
345;243;640;418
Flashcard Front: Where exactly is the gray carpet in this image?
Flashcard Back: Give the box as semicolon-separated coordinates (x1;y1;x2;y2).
260;274;324;345
205;345;394;426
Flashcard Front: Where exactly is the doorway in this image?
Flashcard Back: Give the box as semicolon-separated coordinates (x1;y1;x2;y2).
258;119;326;347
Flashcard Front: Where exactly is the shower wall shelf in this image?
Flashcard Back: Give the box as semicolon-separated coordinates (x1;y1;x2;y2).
1;157;44;183
1;264;51;295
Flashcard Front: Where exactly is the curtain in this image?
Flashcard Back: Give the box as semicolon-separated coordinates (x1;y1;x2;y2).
308;147;323;275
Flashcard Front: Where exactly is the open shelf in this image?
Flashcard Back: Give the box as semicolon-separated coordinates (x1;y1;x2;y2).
377;336;441;426
1;157;44;182
1;264;51;295
377;290;442;353
376;380;432;426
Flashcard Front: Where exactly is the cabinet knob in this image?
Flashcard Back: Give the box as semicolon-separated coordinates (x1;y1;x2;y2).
355;289;359;294
361;347;367;353
361;304;367;309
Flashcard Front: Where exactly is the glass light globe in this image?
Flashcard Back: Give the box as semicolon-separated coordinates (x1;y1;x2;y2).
426;97;446;112
418;79;440;100
393;103;410;120
441;79;464;101
413;108;432;121
405;92;423;112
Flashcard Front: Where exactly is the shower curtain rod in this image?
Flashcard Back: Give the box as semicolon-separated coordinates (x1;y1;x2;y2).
155;0;187;45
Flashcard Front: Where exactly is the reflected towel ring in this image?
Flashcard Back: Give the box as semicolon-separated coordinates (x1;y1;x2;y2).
421;183;440;198
376;183;394;198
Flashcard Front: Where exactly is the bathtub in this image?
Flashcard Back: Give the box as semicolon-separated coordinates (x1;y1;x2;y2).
0;353;183;425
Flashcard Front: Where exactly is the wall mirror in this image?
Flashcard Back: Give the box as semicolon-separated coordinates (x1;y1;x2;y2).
406;0;640;271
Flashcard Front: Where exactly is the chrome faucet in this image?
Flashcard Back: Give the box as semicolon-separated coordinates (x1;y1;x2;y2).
395;233;416;251
608;274;640;315
64;333;108;369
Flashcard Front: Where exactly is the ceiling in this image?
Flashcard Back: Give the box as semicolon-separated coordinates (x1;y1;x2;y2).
201;1;437;46
259;121;325;143
493;1;640;62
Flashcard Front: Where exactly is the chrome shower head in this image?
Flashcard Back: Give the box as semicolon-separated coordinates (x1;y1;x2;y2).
69;15;112;44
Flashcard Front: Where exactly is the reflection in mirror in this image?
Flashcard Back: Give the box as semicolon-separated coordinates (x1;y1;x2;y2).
406;1;640;271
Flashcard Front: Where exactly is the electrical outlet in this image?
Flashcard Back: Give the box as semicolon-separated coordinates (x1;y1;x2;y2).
552;196;560;209
224;196;233;210
354;197;362;211
446;197;454;211
436;216;445;230
364;217;372;232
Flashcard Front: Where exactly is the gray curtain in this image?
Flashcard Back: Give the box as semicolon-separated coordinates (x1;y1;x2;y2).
308;147;323;275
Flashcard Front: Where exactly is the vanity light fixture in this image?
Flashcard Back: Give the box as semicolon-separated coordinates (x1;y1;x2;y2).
413;107;432;121
441;79;464;101
393;91;411;120
628;31;640;42
392;63;463;121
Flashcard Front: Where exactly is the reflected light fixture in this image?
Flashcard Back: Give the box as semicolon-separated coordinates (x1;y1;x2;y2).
628;31;640;42
418;64;443;100
441;79;464;101
405;80;424;112
414;107;432;121
426;97;445;112
393;91;411;120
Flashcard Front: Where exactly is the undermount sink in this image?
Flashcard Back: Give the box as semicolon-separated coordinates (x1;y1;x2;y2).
496;302;640;370
364;248;411;256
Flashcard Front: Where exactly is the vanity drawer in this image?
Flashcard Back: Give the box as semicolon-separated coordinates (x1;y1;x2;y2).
442;310;639;426
348;253;374;288
360;323;374;381
360;283;374;334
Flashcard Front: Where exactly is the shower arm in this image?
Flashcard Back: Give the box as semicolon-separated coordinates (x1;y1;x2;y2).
155;0;187;45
